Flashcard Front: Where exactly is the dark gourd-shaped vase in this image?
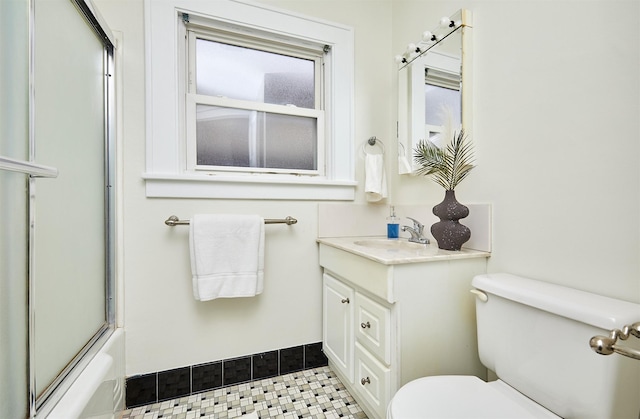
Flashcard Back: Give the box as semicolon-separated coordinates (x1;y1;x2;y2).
431;190;471;251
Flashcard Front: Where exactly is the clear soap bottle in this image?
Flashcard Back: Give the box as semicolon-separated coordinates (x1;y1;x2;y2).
387;206;399;239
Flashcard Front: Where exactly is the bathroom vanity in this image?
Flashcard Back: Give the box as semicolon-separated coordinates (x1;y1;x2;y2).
318;237;489;419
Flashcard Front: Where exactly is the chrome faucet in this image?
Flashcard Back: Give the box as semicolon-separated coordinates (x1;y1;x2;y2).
401;217;430;244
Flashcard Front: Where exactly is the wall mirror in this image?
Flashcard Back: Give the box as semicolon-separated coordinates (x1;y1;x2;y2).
397;10;472;174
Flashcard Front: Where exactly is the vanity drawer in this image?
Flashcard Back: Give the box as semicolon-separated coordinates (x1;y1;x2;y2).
354;342;391;419
355;292;391;365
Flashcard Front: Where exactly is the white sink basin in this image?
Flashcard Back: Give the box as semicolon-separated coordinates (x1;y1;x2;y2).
318;237;490;266
354;239;428;251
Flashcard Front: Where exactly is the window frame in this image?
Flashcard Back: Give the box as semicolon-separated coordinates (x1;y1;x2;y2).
143;0;356;200
185;25;326;176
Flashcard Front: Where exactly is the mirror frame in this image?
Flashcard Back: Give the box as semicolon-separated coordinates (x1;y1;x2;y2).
397;9;473;174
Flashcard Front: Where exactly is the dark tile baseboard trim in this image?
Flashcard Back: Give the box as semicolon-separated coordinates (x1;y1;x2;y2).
125;342;327;408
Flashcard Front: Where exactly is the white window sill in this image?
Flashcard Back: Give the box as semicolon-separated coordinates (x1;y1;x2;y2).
142;173;357;200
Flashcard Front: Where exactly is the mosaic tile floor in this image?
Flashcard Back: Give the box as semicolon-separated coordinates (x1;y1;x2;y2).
120;366;368;419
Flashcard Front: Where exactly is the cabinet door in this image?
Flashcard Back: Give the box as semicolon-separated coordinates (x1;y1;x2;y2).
323;273;354;382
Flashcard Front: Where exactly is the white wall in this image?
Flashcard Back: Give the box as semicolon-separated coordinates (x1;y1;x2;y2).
94;0;392;376
393;0;640;302
94;0;639;376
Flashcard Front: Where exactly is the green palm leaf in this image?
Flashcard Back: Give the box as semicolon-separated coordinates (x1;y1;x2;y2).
413;129;474;190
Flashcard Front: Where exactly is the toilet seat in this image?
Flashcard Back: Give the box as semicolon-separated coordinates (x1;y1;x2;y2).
387;376;560;419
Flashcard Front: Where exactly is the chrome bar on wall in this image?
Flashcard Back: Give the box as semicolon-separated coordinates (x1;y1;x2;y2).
0;156;58;178
164;215;298;226
590;322;640;361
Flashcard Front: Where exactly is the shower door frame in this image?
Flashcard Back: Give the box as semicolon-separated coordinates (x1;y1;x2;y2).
27;0;117;416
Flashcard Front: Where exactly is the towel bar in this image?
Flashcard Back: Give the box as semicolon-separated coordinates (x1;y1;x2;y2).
164;215;297;226
590;322;640;361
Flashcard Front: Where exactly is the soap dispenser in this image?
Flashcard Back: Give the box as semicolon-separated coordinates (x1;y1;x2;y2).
387;206;399;239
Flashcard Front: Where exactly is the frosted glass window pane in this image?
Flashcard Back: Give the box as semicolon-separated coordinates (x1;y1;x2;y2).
196;105;317;170
195;39;315;108
196;107;250;167
424;84;461;127
264;113;317;170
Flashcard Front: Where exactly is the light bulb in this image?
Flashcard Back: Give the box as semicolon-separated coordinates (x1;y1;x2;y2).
422;31;433;42
394;55;404;63
440;17;451;27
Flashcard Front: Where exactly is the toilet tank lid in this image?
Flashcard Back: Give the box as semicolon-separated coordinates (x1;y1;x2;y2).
472;273;640;330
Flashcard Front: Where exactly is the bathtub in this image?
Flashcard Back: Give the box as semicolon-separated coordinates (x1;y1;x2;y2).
46;328;125;419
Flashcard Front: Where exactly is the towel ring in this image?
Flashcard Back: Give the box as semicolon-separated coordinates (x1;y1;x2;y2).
398;142;406;156
362;136;385;155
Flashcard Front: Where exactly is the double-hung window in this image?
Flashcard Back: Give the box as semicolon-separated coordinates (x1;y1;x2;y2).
185;20;326;175
144;0;355;199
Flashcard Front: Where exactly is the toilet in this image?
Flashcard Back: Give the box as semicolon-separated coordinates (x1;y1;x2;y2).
387;273;640;419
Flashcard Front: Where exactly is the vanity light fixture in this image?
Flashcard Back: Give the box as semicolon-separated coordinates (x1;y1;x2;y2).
440;16;453;27
440;17;462;28
404;34;439;62
407;43;421;54
422;31;437;42
395;11;467;67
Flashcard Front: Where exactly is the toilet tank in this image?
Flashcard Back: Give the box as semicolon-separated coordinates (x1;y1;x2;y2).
472;273;640;419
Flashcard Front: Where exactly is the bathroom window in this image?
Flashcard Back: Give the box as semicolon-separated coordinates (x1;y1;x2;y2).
185;26;325;175
143;0;355;199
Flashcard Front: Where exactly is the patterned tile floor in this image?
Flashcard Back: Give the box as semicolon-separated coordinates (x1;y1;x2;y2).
120;366;368;419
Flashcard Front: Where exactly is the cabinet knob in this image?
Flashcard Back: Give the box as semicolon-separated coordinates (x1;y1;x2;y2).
360;321;371;329
361;377;370;385
341;298;350;304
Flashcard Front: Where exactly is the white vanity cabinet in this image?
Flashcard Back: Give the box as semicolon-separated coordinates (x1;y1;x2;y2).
319;239;489;419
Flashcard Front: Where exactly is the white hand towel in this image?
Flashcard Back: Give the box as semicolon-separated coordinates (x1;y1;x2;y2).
189;214;264;301
365;153;387;202
398;155;413;175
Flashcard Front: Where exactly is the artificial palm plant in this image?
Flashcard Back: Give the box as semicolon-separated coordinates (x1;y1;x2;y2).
413;129;475;250
413;129;474;190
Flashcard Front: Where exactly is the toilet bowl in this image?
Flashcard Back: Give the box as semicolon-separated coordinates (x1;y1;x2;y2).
386;273;640;419
387;376;559;418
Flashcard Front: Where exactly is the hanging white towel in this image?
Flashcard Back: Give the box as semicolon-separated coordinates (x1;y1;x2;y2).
398;155;413;175
365;153;388;202
189;214;264;301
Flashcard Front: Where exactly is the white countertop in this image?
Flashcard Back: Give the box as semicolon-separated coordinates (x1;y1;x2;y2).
317;236;490;265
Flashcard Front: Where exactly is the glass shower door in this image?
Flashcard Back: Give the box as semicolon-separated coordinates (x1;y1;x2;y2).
33;0;108;400
32;0;116;409
1;0;37;416
1;0;115;415
0;168;30;419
